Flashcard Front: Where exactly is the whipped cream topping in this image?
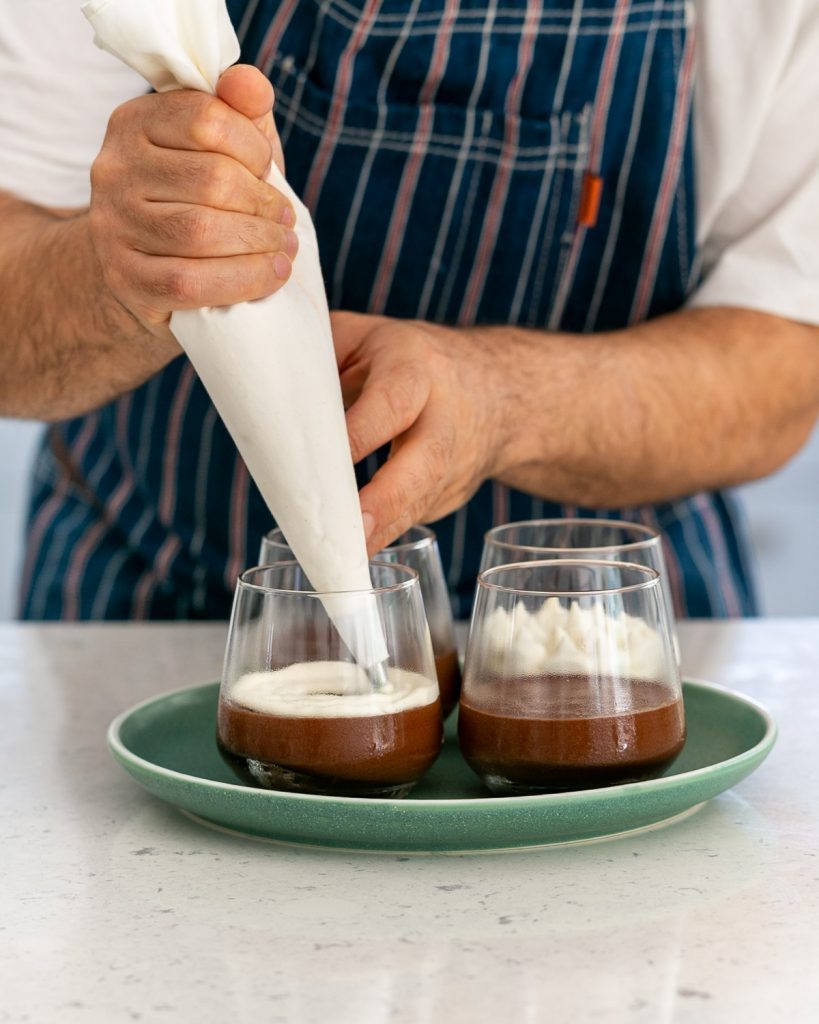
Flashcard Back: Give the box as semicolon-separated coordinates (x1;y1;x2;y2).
475;598;668;680
229;662;439;718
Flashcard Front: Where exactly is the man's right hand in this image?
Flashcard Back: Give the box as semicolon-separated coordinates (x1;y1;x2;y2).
89;64;297;340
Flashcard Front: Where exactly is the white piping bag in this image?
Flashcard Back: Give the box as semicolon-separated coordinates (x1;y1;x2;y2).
82;0;388;670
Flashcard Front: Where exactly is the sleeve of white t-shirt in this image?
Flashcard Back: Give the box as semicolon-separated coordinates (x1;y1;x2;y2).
690;0;819;326
0;0;145;207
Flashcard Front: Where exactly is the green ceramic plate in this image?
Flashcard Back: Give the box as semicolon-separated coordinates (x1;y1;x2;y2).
109;679;776;853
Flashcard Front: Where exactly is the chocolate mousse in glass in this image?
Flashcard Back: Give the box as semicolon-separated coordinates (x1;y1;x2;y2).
217;561;443;798
261;525;461;716
458;560;685;795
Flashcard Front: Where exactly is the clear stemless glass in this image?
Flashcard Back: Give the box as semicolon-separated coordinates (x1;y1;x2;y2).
480;518;679;662
218;561;443;798
260;525;461;717
459;560;685;796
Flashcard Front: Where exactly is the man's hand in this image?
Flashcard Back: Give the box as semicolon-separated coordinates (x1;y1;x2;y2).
333;308;819;555
0;64;301;419
89;64;297;339
333;311;530;554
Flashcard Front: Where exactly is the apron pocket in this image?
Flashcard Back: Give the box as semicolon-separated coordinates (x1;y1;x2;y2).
270;56;591;327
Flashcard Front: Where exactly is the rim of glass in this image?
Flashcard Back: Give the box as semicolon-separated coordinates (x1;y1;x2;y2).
477;559;660;597
380;524;436;553
483;517;660;555
262;524;436;554
239;560;420;597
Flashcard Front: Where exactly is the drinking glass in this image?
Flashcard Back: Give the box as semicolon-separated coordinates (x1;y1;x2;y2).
218;561;442;798
260;525;461;716
459;560;684;795
480;518;679;662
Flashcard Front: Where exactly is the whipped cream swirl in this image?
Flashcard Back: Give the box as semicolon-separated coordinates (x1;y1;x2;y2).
475;598;668;680
229;662;439;718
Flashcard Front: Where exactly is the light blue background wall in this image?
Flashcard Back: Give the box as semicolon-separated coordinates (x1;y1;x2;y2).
1;419;817;619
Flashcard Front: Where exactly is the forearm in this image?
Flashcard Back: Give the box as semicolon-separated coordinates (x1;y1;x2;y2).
0;192;178;421
495;307;819;506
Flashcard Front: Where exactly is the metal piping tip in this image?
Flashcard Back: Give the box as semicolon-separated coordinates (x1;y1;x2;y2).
366;659;391;693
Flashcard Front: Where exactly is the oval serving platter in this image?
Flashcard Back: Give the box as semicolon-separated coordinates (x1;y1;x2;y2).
109;679;776;853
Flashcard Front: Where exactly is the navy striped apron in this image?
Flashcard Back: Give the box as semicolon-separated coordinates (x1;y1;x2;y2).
19;0;758;621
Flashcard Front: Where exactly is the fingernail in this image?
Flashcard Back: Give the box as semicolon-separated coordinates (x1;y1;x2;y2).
362;511;375;539
273;253;291;280
280;205;295;228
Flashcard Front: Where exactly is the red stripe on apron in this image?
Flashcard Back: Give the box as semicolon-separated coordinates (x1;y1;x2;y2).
132;533;182;619
62;393;135;619
636;505;688;617
256;0;302;76
630;28;696;324
131;365;196;618
368;0;460;314
158;364;196;527
303;0;383;212
225;457;251;592
547;0;631;328
458;0;544;326
692;492;742;617
17;415;100;610
491;481;511;528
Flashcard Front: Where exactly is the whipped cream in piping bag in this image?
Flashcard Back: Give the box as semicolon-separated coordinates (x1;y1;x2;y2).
82;0;387;668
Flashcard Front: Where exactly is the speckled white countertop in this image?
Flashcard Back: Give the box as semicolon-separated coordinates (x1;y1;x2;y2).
1;620;818;1023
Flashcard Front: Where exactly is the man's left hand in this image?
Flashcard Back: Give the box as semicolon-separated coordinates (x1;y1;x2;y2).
332;307;819;557
331;311;530;555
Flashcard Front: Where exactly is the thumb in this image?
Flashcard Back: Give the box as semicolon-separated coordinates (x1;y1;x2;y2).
216;64;272;120
216;64;286;174
331;310;391;366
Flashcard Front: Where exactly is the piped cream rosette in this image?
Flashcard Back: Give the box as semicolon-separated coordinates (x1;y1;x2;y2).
477;597;667;680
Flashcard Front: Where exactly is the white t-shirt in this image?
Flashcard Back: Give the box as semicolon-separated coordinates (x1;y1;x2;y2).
0;0;817;326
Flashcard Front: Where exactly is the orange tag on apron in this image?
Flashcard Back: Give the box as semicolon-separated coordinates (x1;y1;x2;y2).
578;172;604;228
